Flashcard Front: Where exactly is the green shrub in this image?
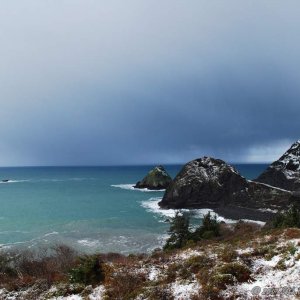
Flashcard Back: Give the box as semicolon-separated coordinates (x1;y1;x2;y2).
69;255;105;285
275;258;286;271
147;285;174;300
200;282;223;300
286;242;297;256
252;244;277;260
163;212;221;250
218;245;237;263
217;262;251;283
0;253;16;277
273;205;300;229
164;263;181;283
211;273;235;289
184;255;213;274
192;212;220;241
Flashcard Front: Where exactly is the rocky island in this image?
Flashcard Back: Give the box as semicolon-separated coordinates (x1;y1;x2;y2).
255;140;300;191
159;156;295;221
135;165;172;190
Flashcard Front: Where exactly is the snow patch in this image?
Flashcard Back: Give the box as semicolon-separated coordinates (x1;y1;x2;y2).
148;266;161;281
171;280;200;299
226;238;300;299
248;180;291;193
88;286;105;300
175;249;203;260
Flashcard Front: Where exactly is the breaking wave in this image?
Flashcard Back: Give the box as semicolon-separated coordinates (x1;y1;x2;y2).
140;197;235;223
111;184;165;192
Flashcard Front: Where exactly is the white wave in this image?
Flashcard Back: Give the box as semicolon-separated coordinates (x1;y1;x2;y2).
141;197;177;218
111;184;135;190
44;231;59;237
0;179;29;184
69;177;96;181
140;197;238;223
111;184;165;192
17;178;97;183
0;230;30;235
240;219;266;226
0;244;12;251
77;239;101;247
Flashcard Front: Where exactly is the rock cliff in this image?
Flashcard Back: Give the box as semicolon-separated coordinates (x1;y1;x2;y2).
159;157;292;214
255;140;300;191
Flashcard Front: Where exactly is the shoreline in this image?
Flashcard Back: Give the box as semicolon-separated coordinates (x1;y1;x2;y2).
158;201;275;222
214;205;275;222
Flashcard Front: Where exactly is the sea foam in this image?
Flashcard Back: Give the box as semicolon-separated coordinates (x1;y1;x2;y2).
111;184;165;192
140;197;237;223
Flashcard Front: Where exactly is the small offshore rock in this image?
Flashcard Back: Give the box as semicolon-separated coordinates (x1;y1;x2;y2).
135;165;172;190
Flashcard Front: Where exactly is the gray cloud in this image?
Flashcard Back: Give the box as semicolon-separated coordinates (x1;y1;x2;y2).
0;1;299;165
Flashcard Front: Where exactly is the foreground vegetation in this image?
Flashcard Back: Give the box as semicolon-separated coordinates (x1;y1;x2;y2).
164;211;220;250
1;209;300;299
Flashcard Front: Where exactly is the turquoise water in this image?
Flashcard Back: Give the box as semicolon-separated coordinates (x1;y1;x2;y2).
0;164;267;254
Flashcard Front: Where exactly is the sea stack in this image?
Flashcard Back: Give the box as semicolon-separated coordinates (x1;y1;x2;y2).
135;165;172;190
159;157;292;214
255;140;300;191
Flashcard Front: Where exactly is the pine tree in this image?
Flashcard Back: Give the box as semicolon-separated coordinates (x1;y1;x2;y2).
163;212;190;250
192;212;220;240
273;205;300;228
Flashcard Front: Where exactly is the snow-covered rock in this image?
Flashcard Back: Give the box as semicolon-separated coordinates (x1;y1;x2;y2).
159;157;292;219
256;140;300;191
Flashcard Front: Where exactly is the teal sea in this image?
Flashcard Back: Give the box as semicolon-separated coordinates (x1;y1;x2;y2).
0;164;267;254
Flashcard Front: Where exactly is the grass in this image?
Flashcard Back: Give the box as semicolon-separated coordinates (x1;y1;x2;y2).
105;269;147;300
217;245;238;263
0;245;77;290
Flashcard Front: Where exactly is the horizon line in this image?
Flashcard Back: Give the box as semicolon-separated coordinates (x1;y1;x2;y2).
0;162;272;168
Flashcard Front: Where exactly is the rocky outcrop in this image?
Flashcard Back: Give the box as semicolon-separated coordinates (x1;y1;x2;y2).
255;140;300;191
159;157;293;215
135;166;172;190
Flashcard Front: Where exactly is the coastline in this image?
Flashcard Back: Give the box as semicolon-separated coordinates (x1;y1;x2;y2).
214;205;275;222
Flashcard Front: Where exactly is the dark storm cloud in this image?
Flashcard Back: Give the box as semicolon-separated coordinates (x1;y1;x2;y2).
0;1;299;165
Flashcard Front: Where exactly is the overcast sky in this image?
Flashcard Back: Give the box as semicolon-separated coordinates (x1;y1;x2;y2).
0;1;299;166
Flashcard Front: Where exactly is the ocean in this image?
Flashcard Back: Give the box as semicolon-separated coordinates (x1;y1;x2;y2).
0;164;268;254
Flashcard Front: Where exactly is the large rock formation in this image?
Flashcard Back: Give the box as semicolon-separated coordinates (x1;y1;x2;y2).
159;157;293;215
255;140;300;191
135;166;172;190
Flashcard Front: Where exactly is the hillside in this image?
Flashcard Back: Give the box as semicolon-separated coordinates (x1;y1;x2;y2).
1;222;300;300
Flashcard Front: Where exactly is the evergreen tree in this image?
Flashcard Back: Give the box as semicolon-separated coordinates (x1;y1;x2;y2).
192;212;220;241
273;205;300;228
163;212;190;250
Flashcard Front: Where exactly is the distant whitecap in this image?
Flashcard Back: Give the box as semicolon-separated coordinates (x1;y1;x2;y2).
0;179;29;184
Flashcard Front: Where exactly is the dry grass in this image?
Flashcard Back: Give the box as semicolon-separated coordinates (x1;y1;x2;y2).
217;245;238;263
105;269;147;300
0;245;78;291
284;228;300;239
